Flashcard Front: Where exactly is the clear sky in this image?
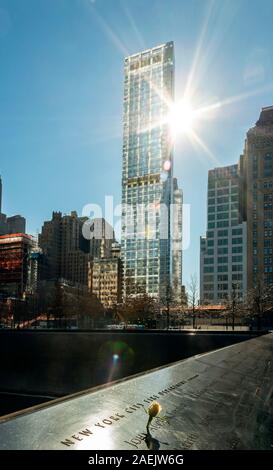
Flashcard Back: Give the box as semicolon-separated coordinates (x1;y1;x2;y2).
1;0;273;290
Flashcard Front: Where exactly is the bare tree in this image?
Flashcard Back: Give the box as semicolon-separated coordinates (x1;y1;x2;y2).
187;274;198;329
36;280;104;328
119;293;159;327
244;279;273;330
76;291;103;328
221;284;240;330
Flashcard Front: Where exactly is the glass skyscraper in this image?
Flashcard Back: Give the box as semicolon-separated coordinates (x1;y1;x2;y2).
121;42;182;303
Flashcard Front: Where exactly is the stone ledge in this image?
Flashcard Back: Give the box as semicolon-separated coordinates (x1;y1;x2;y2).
0;333;272;450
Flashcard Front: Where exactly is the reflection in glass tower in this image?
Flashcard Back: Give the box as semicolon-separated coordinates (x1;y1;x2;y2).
121;42;182;304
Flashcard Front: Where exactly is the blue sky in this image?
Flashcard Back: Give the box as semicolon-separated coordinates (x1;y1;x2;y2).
1;0;273;289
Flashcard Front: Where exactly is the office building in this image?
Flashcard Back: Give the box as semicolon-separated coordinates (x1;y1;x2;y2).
39;212;118;296
86;218;115;259
172;178;183;304
0;178;26;235
88;242;123;309
0;214;26;235
39;211;90;284
7;215;26;234
242;106;273;288
121;41;183;303
200;164;247;304
0;233;34;297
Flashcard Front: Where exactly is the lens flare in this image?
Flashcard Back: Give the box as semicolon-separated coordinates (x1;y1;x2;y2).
163;160;171;171
168;99;196;136
98;341;135;383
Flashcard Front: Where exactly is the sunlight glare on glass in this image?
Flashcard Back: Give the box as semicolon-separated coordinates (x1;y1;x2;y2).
168;99;196;136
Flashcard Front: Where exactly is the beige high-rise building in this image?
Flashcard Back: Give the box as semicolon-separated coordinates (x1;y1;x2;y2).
39;211;89;284
39;212;121;309
242;106;273;289
200;106;273;303
88;243;123;309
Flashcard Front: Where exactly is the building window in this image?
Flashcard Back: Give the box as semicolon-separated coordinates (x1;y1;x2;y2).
217;179;229;188
217;204;229;212
217;188;229;196
232;255;243;262
232;246;242;253
232;265;243;271
203;284;214;291
204;267;214;273
218;229;228;237
217;212;229;220
218;265;228;272
217;221;229;228
232;228;242;236
217;196;229;204
218;238;228;246
264;153;273;177
232;237;243;244
264;220;273;228
217;283;228;290
204;275;214;282
207;231;214;238
204;293;214;300
218;247;228;254
204;258;214;264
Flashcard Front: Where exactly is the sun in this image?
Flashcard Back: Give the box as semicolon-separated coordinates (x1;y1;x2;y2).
168;99;196;136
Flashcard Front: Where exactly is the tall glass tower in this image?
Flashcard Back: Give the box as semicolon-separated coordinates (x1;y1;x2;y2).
121;42;179;303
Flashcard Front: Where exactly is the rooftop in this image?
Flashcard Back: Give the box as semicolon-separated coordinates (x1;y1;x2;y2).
256;105;273;126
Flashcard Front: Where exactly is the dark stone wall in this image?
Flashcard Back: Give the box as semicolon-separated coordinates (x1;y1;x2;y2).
0;329;264;398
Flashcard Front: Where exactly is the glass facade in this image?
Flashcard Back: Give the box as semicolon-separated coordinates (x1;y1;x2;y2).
121;42;179;302
200;164;247;304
